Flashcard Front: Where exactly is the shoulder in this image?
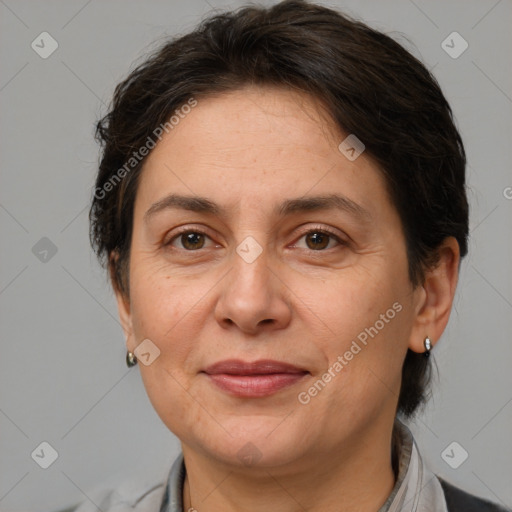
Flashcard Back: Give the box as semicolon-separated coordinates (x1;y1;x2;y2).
439;478;511;512
59;478;166;512
58;453;184;512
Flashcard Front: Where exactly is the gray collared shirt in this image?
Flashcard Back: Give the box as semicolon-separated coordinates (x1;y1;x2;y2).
75;420;449;511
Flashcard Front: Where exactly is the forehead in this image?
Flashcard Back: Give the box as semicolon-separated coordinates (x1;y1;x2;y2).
135;85;390;219
147;85;343;170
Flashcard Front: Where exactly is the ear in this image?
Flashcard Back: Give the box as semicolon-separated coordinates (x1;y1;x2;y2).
109;251;135;352
408;237;460;353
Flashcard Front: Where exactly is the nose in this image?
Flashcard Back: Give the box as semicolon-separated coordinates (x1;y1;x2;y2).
214;244;292;335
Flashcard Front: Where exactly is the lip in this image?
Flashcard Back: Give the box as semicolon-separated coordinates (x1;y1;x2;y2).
202;359;309;398
204;359;307;375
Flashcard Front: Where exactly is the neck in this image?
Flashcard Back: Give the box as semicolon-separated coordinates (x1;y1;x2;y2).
181;420;398;512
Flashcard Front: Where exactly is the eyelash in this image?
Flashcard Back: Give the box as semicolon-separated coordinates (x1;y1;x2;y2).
164;225;346;252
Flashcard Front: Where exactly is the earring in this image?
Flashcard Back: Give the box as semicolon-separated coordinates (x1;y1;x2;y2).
423;336;432;358
126;351;138;367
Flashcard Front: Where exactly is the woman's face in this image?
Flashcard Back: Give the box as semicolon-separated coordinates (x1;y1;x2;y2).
117;86;426;468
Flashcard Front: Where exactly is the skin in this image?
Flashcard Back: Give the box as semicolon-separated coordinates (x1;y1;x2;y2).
114;85;460;512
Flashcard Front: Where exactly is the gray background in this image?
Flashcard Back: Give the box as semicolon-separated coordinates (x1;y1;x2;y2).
0;0;511;510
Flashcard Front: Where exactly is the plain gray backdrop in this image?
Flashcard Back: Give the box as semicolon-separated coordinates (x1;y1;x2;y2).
1;0;511;510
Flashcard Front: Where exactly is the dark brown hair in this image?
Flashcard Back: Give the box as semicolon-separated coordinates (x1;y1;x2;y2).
90;0;469;417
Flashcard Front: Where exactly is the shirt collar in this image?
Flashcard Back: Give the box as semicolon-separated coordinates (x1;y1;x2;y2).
378;418;448;512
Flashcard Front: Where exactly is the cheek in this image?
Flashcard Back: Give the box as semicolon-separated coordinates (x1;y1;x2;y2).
128;267;202;363
313;273;396;341
308;271;410;394
127;270;209;431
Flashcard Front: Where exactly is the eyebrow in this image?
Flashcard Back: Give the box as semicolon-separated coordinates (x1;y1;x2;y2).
144;193;371;223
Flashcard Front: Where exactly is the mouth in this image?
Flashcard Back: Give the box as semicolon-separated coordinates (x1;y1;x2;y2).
201;359;310;398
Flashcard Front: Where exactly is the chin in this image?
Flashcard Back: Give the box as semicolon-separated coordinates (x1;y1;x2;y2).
200;417;308;469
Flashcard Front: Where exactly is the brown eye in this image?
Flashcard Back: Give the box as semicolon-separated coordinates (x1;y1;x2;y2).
165;228;219;252
292;228;345;252
305;231;331;250
180;232;206;250
165;230;208;250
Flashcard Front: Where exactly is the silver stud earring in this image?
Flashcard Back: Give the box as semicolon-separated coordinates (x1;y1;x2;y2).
424;336;432;358
126;351;138;367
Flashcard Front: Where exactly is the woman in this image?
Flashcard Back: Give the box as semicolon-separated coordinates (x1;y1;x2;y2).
74;1;508;510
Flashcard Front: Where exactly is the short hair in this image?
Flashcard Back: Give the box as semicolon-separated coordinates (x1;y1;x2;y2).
90;0;469;417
